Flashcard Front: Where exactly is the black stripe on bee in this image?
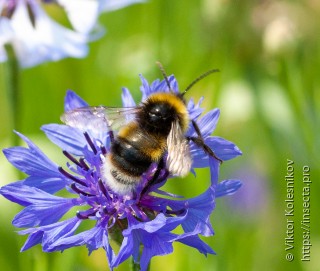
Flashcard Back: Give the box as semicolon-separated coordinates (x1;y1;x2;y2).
110;138;152;177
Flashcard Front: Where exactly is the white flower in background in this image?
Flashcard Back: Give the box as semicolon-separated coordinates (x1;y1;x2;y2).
0;0;144;68
263;15;297;54
251;1;302;55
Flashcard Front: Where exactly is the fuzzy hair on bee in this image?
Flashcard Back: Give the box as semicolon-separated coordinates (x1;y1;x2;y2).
61;63;221;195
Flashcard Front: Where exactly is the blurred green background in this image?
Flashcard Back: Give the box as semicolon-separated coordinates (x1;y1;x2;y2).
0;0;319;270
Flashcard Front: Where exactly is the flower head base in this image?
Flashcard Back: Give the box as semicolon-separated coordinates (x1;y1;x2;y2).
0;74;242;270
0;0;144;67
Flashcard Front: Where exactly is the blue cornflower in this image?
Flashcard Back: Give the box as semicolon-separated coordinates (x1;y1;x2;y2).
0;75;242;270
0;0;144;67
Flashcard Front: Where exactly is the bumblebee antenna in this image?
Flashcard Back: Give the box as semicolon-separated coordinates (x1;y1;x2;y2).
181;69;220;96
156;61;172;92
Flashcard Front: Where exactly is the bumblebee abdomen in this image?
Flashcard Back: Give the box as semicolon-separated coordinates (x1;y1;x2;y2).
101;122;167;194
110;138;152;176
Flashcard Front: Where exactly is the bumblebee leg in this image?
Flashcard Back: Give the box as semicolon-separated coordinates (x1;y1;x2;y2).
141;158;168;195
108;130;115;143
187;120;223;164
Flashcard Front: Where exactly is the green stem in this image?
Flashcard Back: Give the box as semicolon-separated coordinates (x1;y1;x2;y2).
130;257;141;271
130;252;151;271
4;44;21;146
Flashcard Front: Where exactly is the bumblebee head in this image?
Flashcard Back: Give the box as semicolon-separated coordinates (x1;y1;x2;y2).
138;92;189;135
148;100;176;123
137;63;219;136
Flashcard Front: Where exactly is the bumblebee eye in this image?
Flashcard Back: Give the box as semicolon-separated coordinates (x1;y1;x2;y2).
149;108;165;121
144;102;176;129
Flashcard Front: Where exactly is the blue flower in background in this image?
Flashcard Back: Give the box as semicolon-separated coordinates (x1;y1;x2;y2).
0;0;144;67
0;75;242;270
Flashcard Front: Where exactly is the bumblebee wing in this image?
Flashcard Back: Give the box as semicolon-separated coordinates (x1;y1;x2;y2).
166;120;192;177
61;106;140;132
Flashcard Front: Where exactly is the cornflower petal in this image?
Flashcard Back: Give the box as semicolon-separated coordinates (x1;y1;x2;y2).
187;109;220;137
140;74;153;100
3;131;62;177
114;214;185;270
49;223;107;254
64;90;89;112
191;136;242;167
0;17;12;60
140;74;178;100
0;181;67;207
0;0;143;67
176;234;215;255
2;0;88;67
187;97;204;120
216;179;243;198
153;75;178;93
18;217;81;252
101;0;146;11
24;2;88;64
41;124;87;156
11;190;80;227
111;232;133;268
207;137;243;160
162;183;216;237
122;87;136;107
23;176;67;194
174;224;215;255
59;0;145;35
209;156;219;187
57;0;100;34
0;182;34;206
103;231;116;270
137;214;190;271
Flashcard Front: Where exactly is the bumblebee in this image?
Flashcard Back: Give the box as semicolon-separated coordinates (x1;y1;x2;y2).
61;63;221;195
